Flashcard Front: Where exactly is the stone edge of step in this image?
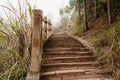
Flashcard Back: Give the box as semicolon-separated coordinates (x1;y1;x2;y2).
41;69;103;76
74;78;113;80
66;33;97;56
42;62;95;66
45;56;96;60
44;51;91;54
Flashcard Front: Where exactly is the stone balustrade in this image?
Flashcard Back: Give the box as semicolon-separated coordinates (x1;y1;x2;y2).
26;9;52;80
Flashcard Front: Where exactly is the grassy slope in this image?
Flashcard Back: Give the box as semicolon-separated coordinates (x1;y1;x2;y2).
68;15;120;79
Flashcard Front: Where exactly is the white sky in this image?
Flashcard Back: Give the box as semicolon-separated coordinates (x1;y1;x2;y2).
0;0;69;26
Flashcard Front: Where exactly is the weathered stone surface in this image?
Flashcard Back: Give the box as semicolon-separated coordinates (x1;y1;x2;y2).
27;78;39;80
26;9;43;80
32;39;39;47
26;73;40;80
41;32;113;80
34;16;40;25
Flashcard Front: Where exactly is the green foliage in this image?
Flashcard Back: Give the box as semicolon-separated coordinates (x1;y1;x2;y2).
111;0;120;16
69;0;77;9
91;23;120;79
94;0;120;18
64;6;71;13
0;48;27;80
68;23;82;35
42;33;47;44
64;0;83;14
0;32;7;47
67;0;120;79
92;24;120;47
68;12;84;35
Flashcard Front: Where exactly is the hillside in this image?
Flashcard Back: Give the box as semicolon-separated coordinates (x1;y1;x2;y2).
64;0;120;80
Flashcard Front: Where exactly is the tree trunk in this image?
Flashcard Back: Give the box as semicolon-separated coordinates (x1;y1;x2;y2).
76;0;81;23
107;0;112;24
83;0;89;31
78;0;81;23
94;0;97;19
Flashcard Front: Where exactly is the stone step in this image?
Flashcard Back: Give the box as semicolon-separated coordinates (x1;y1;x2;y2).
42;66;97;73
42;62;95;67
44;56;96;64
44;45;84;48
41;69;104;80
42;62;95;72
43;52;93;58
44;47;89;52
45;51;91;54
42;62;94;71
74;78;113;80
44;42;84;48
47;37;80;41
41;32;112;80
41;74;103;80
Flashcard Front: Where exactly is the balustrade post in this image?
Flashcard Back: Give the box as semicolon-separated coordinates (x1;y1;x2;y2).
26;9;43;80
43;16;47;38
47;19;52;38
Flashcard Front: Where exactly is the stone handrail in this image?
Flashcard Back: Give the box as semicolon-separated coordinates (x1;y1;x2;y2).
26;9;52;80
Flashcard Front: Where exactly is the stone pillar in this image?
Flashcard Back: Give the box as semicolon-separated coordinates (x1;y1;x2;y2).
26;9;43;80
47;19;52;38
43;16;47;38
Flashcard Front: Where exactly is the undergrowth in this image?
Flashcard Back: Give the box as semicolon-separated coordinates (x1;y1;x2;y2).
0;48;28;80
95;24;120;80
68;12;120;79
0;0;32;80
68;11;84;35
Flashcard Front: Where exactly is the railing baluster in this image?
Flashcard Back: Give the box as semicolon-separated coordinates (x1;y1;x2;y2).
26;9;43;80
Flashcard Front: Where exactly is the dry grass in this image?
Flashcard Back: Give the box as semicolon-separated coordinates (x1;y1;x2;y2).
0;0;32;79
68;14;120;79
92;23;120;80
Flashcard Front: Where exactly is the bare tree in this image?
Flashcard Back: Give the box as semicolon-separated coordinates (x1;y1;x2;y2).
107;0;112;24
76;0;81;22
83;0;89;31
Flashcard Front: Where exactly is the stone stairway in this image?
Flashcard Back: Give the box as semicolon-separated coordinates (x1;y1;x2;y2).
40;32;112;80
